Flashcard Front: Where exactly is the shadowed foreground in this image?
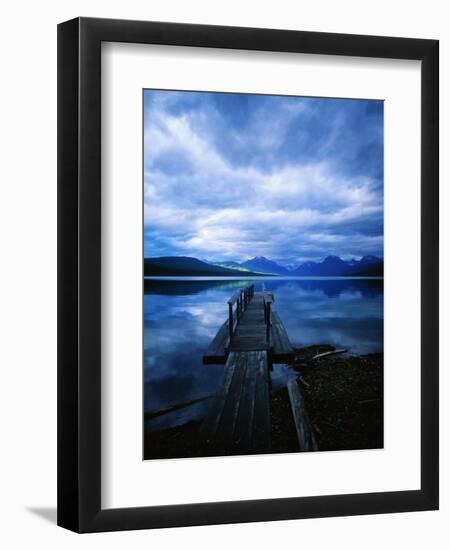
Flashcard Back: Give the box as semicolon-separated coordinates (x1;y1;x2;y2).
144;345;383;459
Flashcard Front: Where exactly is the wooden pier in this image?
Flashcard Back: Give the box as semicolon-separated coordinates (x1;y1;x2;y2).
201;284;297;454
203;284;295;365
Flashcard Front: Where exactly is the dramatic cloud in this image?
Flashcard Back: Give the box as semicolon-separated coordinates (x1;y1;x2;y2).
143;90;383;265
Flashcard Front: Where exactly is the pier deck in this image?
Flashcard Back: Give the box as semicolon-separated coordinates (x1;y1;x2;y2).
229;292;269;352
200;350;271;454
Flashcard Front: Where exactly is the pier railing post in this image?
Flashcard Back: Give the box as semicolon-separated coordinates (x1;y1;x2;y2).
228;303;233;341
266;302;271;343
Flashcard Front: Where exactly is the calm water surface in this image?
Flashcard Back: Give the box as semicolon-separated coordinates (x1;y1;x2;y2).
144;277;383;430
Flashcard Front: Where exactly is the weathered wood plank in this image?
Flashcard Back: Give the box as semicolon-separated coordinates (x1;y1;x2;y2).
199;352;240;438
287;379;318;452
202;320;229;364
252;351;271;452
233;352;258;450
200;351;271;454
214;352;248;446
271;311;295;362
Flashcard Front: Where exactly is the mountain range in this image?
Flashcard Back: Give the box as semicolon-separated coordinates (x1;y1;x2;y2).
214;255;383;276
144;255;383;277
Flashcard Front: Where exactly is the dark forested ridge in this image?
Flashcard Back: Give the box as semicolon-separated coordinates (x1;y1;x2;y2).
144;256;264;277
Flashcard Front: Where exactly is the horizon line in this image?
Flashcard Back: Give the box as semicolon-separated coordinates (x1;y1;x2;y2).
144;253;384;264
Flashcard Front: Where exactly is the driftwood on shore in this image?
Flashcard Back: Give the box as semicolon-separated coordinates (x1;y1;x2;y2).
287;379;318;452
311;348;348;361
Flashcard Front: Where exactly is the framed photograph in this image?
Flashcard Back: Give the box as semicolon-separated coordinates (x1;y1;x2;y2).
57;17;439;532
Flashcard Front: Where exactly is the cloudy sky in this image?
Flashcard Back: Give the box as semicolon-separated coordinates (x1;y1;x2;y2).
143;90;383;266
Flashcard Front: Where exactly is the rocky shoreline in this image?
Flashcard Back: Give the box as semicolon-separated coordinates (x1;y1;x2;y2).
271;345;383;453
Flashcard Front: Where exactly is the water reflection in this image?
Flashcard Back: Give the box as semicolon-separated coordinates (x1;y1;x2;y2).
144;277;383;430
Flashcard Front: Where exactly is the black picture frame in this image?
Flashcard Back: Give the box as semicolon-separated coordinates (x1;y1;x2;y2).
57;17;439;533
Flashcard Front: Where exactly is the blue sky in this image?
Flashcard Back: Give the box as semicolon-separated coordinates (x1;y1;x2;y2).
143;90;383;266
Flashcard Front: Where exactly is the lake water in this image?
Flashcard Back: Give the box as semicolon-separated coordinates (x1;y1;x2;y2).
144;277;383;431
